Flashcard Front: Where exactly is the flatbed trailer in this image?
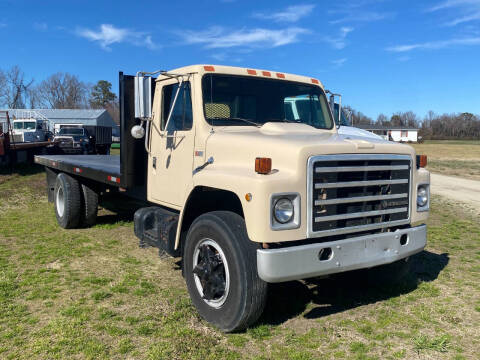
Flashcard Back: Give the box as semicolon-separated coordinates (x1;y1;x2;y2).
35;155;121;186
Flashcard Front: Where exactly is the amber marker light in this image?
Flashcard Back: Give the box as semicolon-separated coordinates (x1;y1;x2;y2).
203;65;215;71
245;193;252;202
255;157;272;174
416;155;428;168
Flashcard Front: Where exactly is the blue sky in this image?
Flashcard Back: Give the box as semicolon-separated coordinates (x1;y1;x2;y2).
1;0;479;119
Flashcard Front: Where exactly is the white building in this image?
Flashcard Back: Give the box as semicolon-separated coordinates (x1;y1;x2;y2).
2;109;116;134
357;125;419;142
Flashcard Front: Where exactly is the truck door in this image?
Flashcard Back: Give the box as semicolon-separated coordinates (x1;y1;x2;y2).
148;78;195;207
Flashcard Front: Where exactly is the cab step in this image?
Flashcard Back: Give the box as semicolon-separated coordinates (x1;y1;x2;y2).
134;206;180;257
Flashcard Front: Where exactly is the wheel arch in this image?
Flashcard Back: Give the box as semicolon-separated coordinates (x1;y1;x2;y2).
175;186;244;250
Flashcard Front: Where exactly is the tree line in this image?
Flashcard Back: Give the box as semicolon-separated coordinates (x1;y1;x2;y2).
2;65;479;139
0;65;119;123
345;107;480;140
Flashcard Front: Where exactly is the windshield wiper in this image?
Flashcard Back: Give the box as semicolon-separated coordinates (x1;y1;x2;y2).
210;117;262;127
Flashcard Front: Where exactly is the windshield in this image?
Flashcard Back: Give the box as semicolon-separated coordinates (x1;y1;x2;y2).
202;74;333;129
24;121;36;130
13;121;36;130
58;128;84;135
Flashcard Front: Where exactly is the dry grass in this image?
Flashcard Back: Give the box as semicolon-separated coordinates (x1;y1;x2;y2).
0;166;479;359
411;140;480;180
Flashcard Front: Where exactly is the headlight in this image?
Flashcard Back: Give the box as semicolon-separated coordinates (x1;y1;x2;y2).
417;185;428;208
273;198;294;224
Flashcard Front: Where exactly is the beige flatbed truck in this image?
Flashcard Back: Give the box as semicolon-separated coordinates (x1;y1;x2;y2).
35;65;430;332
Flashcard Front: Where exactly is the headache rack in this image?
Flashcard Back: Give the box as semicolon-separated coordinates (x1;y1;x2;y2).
307;154;412;238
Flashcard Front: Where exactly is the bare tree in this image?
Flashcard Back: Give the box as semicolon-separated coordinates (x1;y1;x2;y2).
343;105;373;125
376;113;389;125
104;101;120;125
0;69;6;106
0;65;34;108
35;72;89;109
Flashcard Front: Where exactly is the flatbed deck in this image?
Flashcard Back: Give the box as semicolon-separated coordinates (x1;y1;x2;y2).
35;155;122;186
10;141;51;150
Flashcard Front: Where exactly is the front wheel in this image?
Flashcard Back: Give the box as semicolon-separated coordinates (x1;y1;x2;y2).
184;211;267;332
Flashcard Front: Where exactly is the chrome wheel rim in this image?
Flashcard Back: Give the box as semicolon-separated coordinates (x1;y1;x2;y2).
192;238;230;308
56;186;65;217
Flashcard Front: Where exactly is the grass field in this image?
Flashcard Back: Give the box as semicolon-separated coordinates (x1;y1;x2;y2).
0;165;479;359
411;140;480;180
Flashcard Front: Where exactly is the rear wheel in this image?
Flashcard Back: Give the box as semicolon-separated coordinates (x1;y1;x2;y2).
184;211;267;332
80;183;98;227
54;173;81;229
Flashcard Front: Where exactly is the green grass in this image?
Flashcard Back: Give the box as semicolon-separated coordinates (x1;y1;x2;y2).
0;167;479;359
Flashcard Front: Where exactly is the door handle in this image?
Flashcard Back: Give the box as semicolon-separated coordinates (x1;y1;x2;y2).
152;156;156;169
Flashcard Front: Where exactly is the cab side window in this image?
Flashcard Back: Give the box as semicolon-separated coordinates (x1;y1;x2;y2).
162;82;193;131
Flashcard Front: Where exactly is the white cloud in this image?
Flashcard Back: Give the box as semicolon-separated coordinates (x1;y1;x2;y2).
179;26;309;49
331;58;347;67
325;27;354;49
33;22;47;31
253;4;316;23
328;0;394;25
76;24;157;51
428;0;480;12
386;37;480;52
329;11;392;24
428;0;480;26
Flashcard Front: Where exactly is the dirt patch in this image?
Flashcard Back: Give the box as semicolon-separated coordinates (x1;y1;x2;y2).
431;173;480;215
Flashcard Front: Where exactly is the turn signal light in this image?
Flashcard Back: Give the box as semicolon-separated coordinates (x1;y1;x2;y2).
416;155;427;168
255;157;272;174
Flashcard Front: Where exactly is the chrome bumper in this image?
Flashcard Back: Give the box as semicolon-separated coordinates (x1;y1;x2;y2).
257;225;427;283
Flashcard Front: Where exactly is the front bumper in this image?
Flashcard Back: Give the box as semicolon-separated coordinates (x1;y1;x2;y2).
257;224;426;283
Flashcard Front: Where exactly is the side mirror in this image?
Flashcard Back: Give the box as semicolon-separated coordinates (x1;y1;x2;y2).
134;76;152;119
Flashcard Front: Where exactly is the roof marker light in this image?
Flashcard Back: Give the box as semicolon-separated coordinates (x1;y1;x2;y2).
276;73;285;79
204;66;215;72
262;71;271;77
311;78;319;84
247;69;257;75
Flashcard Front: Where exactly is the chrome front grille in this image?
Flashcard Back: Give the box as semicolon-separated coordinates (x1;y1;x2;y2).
12;134;23;143
307;154;412;238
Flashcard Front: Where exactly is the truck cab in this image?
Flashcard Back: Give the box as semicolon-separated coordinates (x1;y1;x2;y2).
12;118;49;143
36;64;430;332
53;127;89;154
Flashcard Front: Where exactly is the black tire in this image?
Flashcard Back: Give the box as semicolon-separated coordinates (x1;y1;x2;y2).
80;183;98;227
183;211;267;332
54;173;81;229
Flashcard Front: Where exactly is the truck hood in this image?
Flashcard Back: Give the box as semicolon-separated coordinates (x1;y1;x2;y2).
337;125;383;140
205;123;415;173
